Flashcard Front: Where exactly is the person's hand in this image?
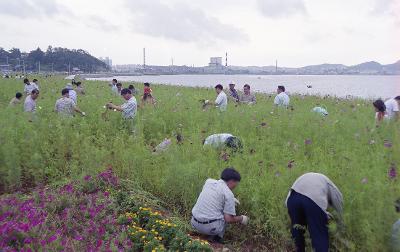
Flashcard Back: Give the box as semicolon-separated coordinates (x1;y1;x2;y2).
204;100;209;104
106;103;113;109
240;215;249;225
81;112;86;116
234;198;240;205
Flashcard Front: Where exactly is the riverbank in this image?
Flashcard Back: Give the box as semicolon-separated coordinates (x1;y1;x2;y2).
1;76;399;251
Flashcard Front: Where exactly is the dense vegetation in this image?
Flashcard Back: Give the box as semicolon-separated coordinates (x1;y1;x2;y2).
0;46;108;72
0;76;399;251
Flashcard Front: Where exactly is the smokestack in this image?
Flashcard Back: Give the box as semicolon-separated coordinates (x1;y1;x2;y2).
143;48;146;69
225;52;228;67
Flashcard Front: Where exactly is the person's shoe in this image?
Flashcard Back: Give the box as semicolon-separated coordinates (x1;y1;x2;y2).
208;235;224;244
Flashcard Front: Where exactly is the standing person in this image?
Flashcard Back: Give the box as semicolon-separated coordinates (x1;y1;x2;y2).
32;79;40;89
191;168;249;243
24;89;39;113
239;84;256;104
65;84;77;104
110;79;118;94
286;172;343;252
75;82;85;95
115;83;123;95
128;84;137;95
373;99;388;124
9;92;23;106
228;82;239;102
384;96;400;121
143;82;152;96
23;78;39;95
106;88;138;132
206;84;228;112
274;85;290;107
55;88;85;117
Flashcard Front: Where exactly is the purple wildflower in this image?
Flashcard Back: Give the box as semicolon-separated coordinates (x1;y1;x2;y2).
384;140;393;148
305;139;312;145
361;178;368;184
84;175;92;181
389;164;397;179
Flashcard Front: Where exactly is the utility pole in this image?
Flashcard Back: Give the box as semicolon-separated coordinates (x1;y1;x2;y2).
51;63;54;73
6;56;8;65
22;60;25;74
68;62;71;75
225;52;228;67
275;60;278;73
171;58;174;66
38;61;40;74
143;48;145;69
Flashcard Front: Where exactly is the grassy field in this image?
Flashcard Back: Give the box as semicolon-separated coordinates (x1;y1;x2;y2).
0;76;399;251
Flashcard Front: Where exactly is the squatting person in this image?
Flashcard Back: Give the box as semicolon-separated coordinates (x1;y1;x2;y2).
24;89;39;113
286;172;343;252
228;81;239;102
9;92;23;106
191;168;249;243
23;78;39;95
205;84;228;112
384;96;400;121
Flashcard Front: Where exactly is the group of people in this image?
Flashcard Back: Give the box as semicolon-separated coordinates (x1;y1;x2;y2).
191;168;343;252
109;79;155;105
206;82;290;112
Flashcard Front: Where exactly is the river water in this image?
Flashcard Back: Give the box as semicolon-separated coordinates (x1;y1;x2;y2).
88;74;400;99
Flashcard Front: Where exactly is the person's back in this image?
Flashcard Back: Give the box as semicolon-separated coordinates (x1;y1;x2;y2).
192;179;235;221
274;92;290;107
69;89;77;104
385;98;399;119
55;97;76;116
24;95;36;112
204;133;233;148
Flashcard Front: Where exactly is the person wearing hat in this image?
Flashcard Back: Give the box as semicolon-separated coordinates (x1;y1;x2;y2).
228;82;239;102
65;83;77;104
191;168;249;243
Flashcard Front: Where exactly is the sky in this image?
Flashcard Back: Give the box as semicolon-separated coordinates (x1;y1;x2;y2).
0;0;399;67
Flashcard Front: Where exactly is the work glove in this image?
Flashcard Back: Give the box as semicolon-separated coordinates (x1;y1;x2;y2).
81;112;86;116
240;215;249;225
234;198;240;205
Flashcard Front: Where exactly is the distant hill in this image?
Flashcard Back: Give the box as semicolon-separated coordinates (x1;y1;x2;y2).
383;60;400;74
0;46;109;72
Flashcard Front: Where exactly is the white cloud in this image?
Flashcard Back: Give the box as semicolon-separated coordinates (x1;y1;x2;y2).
125;0;248;44
0;0;69;18
257;0;307;18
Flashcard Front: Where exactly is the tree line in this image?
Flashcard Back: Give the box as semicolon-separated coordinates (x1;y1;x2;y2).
0;46;109;72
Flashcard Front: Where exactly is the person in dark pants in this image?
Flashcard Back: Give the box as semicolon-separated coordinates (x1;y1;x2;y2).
286;173;343;252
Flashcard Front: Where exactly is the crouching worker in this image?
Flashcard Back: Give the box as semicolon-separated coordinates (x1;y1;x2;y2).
286;172;343;252
203;133;242;151
191;168;249;243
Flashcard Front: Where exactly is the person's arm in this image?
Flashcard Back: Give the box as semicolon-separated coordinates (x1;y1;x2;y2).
224;214;245;224
72;101;85;115
328;181;343;217
274;95;280;105
106;102;123;112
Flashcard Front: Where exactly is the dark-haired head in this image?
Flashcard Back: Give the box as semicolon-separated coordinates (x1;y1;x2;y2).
226;137;243;152
278;85;285;92
32;79;38;83
16;92;22;99
112;79;118;83
76;81;81;86
144;82;150;87
373;99;386;112
215;84;223;90
396;198;400;213
129;85;134;89
116;83;122;87
31;89;40;99
23;78;29;84
62;88;69;96
121;88;132;96
221;167;241;190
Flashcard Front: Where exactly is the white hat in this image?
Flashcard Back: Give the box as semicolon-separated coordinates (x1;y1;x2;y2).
229;81;235;85
65;83;73;90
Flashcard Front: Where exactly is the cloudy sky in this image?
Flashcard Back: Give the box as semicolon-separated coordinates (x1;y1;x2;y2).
0;0;399;67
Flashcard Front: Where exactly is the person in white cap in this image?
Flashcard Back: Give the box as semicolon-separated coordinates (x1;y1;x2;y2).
65;83;77;104
228;82;239;102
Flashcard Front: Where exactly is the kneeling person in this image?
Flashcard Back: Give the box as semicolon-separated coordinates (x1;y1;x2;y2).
55;88;85;117
191;168;249;243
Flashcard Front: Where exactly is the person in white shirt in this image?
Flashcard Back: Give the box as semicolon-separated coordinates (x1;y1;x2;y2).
203;133;242;151
65;84;77;104
23;78;39;95
55;88;85;117
274;85;290;107
384;96;400;120
24;89;39;113
191;168;249;243
110;79;118;94
206;84;227;112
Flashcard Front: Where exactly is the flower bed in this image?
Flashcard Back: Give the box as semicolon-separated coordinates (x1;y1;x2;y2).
0;168;212;252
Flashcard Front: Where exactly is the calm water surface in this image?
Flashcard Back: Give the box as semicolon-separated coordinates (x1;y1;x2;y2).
89;75;400;99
